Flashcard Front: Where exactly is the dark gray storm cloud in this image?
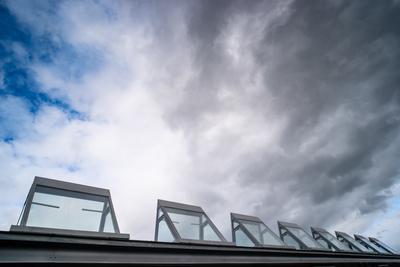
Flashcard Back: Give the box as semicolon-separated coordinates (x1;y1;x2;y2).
153;0;400;232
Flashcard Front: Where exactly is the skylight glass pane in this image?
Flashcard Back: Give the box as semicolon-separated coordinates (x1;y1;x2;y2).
320;232;352;251
158;218;175;242
240;220;283;246
26;186;114;232
261;225;285;246
167;208;201;240
357;237;389;254
286;227;321;248
340;235;371;252
235;228;254;247
242;221;262;243
317;238;332;250
103;212;115;233
371;239;397;254
282;233;301;249
203;223;221;241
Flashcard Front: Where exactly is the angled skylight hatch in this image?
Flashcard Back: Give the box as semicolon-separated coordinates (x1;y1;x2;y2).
335;231;375;253
231;213;291;248
311;227;353;252
11;176;129;239
278;221;326;250
369;237;398;255
154;199;231;245
354;234;390;254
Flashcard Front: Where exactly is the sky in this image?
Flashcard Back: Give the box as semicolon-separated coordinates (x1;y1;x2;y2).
0;0;400;250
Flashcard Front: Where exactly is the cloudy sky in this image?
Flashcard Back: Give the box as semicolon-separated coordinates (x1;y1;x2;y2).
1;0;400;249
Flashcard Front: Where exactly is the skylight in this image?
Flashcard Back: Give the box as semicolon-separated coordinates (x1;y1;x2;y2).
12;176;128;239
154;199;230;244
335;232;375;253
278;222;325;250
369;237;398;255
354;235;390;254
311;227;353;252
231;213;289;248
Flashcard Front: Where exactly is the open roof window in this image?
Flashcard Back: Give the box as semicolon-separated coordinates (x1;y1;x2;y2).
231;213;290;248
335;232;375;253
354;235;390;254
311;227;353;252
278;221;325;250
369;237;398;255
11;176;129;239
155;199;231;245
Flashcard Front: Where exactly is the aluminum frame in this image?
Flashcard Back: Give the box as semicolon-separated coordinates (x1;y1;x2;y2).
311;226;354;252
369;237;398;255
335;231;375;254
231;213;292;249
155;199;232;245
354;234;390;254
278;221;326;251
11;176;129;240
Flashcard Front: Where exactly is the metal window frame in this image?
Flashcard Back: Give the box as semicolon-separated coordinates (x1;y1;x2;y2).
154;199;232;245
10;176;129;240
311;226;354;252
354;234;388;254
335;231;375;254
278;221;327;251
369;237;398;255
231;213;292;249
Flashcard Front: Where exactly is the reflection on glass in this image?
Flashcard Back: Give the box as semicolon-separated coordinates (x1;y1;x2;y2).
235;228;254;247
339;234;372;252
203;224;220;241
320;232;352;251
26;186;116;233
168;211;200;240
286;227;321;248
165;208;222;241
103;212;114;233
158;219;175;242
370;238;398;254
356;237;388;254
317;238;331;250
241;220;283;246
282;234;301;249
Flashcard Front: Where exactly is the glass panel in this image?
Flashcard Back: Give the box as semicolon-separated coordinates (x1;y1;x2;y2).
356;238;387;254
286;227;322;248
103;212;115;233
26;186;114;232
260;224;285;246
320;232;352;251
340;234;372;252
371;239;398;254
317;238;333;251
240;220;283;246
201;215;222;241
282;233;301;249
356;237;389;254
165;208;223;242
203;223;221;241
242;221;262;243
157;218;175;242
167;208;201;240
235;228;255;247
